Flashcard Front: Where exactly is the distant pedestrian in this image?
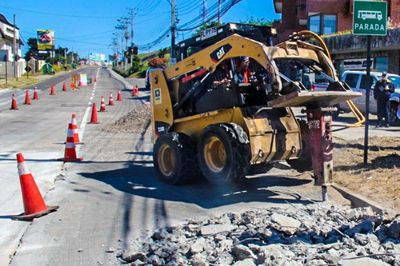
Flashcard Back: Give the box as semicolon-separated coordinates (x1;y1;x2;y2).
374;72;394;127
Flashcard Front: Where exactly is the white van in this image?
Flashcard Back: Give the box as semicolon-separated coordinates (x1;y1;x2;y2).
341;70;400;114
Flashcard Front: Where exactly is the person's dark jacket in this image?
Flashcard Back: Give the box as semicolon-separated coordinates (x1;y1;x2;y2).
374;78;394;102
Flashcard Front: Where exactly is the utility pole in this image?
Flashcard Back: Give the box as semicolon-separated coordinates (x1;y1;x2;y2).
171;0;176;63
202;0;207;24
218;0;221;25
128;8;136;47
13;14;18;80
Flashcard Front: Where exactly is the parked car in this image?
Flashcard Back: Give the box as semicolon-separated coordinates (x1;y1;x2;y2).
341;71;400;123
389;85;400;124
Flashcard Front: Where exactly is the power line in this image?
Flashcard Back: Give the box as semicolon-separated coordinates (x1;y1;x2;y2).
0;4;119;19
177;0;241;31
20;30;110;47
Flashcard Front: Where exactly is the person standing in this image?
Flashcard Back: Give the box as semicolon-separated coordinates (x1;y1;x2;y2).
374;72;394;127
234;56;251;83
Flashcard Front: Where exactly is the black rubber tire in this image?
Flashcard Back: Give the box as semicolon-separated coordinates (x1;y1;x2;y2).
287;119;313;172
389;101;399;125
153;133;197;185
197;124;250;185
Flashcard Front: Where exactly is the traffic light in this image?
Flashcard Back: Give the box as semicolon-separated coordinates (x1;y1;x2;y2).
133;46;138;55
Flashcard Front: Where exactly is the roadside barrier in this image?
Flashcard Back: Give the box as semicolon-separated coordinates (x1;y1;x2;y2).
24;90;31;105
117;90;122;101
89;103;99;124
10;94;18;110
108;92;115;106
99;96;106;112
33;87;39;100
50;84;55;95
62;82;67;92
14;153;58;221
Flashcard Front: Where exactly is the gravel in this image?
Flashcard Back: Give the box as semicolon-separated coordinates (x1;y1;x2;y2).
103;103;151;134
119;204;400;265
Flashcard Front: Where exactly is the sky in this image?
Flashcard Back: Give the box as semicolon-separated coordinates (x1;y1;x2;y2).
0;0;280;59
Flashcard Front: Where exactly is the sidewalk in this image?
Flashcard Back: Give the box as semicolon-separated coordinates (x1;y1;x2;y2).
0;67;84;91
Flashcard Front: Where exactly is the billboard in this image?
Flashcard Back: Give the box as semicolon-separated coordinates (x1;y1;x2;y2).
88;52;106;62
37;30;55;50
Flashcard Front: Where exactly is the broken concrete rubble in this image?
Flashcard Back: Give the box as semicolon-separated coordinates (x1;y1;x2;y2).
121;204;400;265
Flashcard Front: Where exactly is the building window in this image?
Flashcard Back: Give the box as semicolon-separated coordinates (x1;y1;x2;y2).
309;15;321;34
375;57;388;72
308;14;337;35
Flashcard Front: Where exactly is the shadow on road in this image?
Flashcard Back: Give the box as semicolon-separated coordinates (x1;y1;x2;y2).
79;160;313;209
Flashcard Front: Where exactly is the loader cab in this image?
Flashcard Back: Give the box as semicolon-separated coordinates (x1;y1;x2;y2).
173;56;273;118
175;23;276;62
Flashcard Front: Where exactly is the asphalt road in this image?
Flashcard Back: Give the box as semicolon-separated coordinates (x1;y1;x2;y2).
1;68;396;265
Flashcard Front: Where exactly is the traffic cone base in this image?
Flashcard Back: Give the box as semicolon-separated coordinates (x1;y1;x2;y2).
14;153;58;221
14;206;59;221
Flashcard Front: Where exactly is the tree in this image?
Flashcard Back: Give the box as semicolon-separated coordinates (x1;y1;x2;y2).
129;55;141;74
24;38;38;61
240;17;274;26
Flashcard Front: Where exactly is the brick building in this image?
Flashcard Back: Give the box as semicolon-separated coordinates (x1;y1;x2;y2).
273;0;400;74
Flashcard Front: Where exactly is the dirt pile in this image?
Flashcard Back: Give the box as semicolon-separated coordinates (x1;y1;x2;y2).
119;204;400;265
334;137;400;211
103;104;151;134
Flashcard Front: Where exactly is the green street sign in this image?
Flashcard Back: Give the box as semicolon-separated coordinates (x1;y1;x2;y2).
353;0;387;36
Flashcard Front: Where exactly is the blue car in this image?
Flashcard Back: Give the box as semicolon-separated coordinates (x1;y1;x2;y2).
389;85;400;124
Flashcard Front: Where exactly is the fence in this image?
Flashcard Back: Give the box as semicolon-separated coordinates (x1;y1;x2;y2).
0;61;26;79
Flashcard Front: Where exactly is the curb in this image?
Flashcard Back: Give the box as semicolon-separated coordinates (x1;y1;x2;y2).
331;184;395;215
108;69;148;105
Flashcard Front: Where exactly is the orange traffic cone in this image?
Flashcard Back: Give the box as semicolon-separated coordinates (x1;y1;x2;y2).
134;85;139;96
62;133;83;162
50;84;55;95
116;90;122;101
99;96;106;112
14;153;58;221
70;82;74;90
33;87;39;100
68;114;81;143
108;93;114;106
131;86;135;96
11;94;18;110
62;82;67;92
89;103;99;124
24;90;31;105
